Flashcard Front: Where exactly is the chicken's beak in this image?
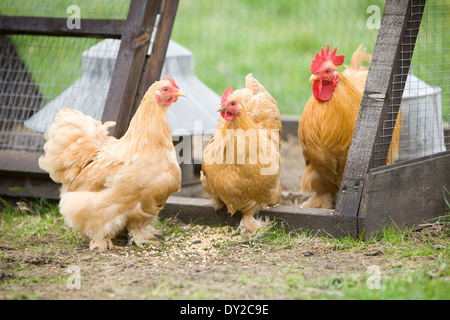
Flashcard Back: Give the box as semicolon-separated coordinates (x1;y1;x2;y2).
309;74;320;82
173;90;185;97
217;105;227;113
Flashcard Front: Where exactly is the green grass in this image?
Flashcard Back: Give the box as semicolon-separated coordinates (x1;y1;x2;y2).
230;222;449;300
0;196;86;249
296;262;449;299
0;186;449;301
1;198;449;299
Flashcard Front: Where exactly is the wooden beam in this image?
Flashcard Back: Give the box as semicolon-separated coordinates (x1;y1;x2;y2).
101;0;159;138
359;151;450;239
160;196;357;238
132;0;180;116
0;16;125;38
280;115;300;140
0;150;45;174
370;0;426;168
335;0;425;221
0;175;58;199
142;0;180;91
0;176;357;239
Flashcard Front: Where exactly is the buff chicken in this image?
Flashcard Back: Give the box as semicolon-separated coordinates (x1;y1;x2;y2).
39;77;185;251
201;74;282;232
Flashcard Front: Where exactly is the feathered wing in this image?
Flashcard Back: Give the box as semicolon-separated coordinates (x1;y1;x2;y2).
39;108;116;187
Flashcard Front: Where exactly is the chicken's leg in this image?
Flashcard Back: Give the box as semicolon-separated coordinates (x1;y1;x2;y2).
212;196;226;211
234;202;270;234
126;203;162;247
300;165;337;209
90;235;114;252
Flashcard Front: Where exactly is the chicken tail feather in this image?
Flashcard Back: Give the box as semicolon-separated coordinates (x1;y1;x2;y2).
39;108;115;185
349;44;372;71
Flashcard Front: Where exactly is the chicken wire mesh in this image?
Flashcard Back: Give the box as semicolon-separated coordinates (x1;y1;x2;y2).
0;0;130;152
374;0;450;167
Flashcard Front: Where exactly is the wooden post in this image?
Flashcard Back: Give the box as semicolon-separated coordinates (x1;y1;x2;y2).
0;0;178;197
0;16;125;38
101;0;160;138
335;0;426;229
132;0;180;116
143;0;180;90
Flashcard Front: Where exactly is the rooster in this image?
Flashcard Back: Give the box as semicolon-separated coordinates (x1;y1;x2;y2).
201;74;282;232
298;45;362;209
39;77;185;251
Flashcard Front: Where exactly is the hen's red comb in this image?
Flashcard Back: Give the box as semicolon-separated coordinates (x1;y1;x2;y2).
163;76;179;90
221;86;234;105
310;45;345;73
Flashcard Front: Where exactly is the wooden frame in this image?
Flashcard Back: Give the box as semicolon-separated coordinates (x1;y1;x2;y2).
0;0;179;195
1;0;448;240
336;0;449;238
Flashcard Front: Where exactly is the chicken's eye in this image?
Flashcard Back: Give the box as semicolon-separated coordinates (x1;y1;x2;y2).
231;101;236;106
326;69;331;74
163;87;169;92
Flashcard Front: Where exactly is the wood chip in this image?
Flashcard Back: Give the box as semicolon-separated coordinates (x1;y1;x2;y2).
364;248;383;256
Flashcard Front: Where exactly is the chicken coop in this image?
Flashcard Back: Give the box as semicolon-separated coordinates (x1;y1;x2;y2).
0;0;449;239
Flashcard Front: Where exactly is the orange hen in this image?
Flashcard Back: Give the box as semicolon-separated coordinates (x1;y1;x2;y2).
39;78;185;251
201;74;282;232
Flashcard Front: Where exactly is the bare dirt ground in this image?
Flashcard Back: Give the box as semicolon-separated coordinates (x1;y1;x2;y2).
0;220;447;300
278;135;307;205
0;136;448;300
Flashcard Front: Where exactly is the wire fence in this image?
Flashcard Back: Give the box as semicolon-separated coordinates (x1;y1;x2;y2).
0;0;129;152
374;0;450;167
1;0;448;163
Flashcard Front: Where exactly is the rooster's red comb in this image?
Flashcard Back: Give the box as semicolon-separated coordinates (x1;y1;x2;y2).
311;45;345;74
163;76;179;90
221;86;234;105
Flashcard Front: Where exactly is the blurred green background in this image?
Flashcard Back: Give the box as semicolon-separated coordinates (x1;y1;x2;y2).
171;0;384;114
0;0;384;115
1;0;449;119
